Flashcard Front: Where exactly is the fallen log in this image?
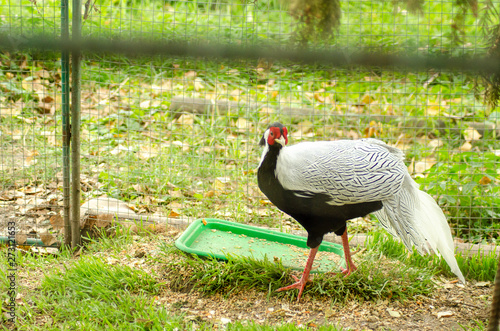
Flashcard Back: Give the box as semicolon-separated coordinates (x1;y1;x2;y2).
170;96;500;137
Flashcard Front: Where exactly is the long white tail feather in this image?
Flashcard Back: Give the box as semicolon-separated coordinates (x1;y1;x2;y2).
374;174;465;283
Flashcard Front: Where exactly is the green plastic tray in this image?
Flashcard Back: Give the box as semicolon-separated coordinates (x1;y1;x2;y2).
175;218;345;273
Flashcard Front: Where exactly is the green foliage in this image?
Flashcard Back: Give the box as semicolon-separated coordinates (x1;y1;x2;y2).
4;0;491;52
416;151;500;242
287;0;341;45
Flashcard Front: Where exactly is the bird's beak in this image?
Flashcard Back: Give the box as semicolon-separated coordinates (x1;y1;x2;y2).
275;136;286;146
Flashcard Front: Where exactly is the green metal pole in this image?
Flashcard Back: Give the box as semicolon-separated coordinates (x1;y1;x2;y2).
488;257;500;331
71;0;82;248
61;0;71;247
0;236;60;248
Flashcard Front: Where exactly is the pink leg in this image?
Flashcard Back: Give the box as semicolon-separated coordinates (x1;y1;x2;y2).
276;246;318;302
339;228;357;275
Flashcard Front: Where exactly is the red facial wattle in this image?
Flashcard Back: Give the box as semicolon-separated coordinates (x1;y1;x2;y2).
267;126;288;146
282;127;288;145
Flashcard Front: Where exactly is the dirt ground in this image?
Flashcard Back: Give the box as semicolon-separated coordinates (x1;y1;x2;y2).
152;284;490;330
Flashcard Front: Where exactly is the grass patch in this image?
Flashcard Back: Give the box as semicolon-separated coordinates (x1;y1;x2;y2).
40;256;159;296
161;243;435;303
82;222;135;254
366;230;499;282
14;256;192;330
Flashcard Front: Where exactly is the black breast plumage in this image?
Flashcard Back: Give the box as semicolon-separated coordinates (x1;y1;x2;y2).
257;144;383;248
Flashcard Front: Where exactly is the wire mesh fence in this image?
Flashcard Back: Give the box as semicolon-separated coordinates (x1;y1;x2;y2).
0;0;499;249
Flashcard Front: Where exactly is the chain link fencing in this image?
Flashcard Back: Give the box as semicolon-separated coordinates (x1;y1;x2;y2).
0;0;499;249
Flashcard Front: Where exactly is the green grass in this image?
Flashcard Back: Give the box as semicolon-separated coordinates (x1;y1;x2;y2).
160;242;436;303
82;222;135;253
15;257;201;330
365;230;499;282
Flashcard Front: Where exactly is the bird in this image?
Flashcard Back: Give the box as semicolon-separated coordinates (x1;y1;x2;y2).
257;122;465;301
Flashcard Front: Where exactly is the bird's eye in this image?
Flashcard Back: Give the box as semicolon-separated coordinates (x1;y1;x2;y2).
270;131;274;137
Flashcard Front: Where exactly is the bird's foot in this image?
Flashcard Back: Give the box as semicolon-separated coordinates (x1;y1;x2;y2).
276;274;310;302
339;264;357;276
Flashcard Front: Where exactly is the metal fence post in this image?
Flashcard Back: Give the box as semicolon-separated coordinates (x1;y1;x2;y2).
71;0;82;248
61;0;71;247
489;257;500;331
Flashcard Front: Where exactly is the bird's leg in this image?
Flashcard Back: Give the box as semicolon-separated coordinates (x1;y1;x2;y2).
339;228;357;276
276;246;318;302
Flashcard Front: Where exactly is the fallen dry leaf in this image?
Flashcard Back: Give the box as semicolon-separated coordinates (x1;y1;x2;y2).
95;214;113;227
344;130;359;140
15;234;27;245
425;105;441;116
194;78;205;91
168;201;183;209
174;114;195;126
23;186;43;194
41;95;54;103
204;190;215;198
132;184;143;193
138;147;159;160
47;133;60;147
436;311;454;318
428;138;444;149
314;92;325;103
363;121;381;138
234;117;252;132
387;308;401;318
145;223;166;233
25;151;39;167
463;127;482;141
478;176;492;185
169;210;180;217
35;69;52;80
184;70;197;78
290;121;313;139
50;214;65;230
139;100;151;109
110;144;133;156
361;94;375;104
39;232;57;246
410;158;436;174
459;141;472;152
